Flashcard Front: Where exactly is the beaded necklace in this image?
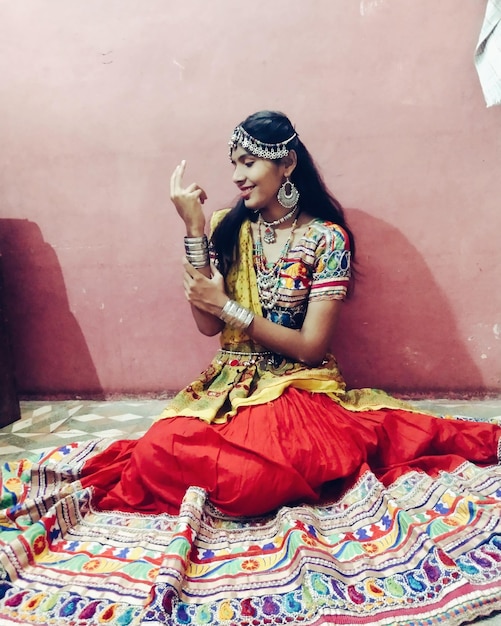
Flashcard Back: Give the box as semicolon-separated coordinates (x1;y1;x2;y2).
254;214;299;311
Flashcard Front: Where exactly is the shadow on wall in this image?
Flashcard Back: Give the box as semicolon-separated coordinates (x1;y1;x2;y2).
334;209;484;396
0;219;104;399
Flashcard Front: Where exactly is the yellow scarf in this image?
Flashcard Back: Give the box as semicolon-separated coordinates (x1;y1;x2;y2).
210;209;264;350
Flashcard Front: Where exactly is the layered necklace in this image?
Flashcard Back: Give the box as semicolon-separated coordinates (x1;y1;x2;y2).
260;205;298;244
255;210;299;311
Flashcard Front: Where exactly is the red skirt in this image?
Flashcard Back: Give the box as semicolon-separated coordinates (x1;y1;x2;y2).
80;387;500;517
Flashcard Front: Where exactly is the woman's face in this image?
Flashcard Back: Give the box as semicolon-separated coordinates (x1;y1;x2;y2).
230;145;288;212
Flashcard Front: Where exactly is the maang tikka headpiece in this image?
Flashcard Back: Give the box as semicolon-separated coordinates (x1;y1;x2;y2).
228;125;297;160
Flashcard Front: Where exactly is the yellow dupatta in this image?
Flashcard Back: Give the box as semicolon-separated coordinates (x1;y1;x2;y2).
214;210;265;351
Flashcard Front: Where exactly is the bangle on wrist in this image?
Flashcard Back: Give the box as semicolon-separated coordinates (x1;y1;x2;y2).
219;299;254;330
184;235;209;268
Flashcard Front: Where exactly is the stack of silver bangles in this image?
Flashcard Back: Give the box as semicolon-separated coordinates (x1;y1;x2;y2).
219;299;255;330
184;235;209;268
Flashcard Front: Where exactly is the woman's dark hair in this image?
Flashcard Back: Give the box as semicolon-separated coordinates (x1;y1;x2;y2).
211;110;356;279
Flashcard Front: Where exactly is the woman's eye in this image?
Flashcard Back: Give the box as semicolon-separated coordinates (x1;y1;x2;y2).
244;161;254;168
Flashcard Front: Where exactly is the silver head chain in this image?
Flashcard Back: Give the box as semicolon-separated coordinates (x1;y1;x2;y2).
228;125;297;160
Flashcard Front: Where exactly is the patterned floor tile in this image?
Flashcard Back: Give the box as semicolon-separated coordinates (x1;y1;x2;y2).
51;429;89;438
32;405;52;417
107;412;150;421
0;445;26;456
50;419;71;432
86;428;130;438
71;413;110;422
11;418;33;432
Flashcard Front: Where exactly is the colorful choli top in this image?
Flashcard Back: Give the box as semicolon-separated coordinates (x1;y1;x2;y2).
158;211;414;424
257;219;351;329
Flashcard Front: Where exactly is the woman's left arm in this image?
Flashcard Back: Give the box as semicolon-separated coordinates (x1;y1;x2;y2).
245;298;343;365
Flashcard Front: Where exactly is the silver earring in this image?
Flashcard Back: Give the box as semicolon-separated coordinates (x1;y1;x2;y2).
277;178;300;209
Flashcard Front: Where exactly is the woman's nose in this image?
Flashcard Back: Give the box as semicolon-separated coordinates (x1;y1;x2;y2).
232;165;245;183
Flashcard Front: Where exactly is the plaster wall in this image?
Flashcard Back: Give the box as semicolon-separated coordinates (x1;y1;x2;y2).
0;0;500;397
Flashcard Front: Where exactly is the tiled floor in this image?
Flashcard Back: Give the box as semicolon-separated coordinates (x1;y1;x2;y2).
0;398;168;463
1;397;501;625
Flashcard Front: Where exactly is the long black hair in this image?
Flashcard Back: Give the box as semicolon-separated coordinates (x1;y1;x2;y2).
211;110;356;278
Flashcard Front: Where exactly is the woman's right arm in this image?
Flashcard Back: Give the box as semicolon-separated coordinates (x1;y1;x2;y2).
170;160;225;336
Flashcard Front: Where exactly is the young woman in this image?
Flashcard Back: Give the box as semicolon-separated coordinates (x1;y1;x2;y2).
81;110;500;518
2;110;501;626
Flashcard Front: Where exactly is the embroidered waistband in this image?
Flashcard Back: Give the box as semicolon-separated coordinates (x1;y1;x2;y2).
216;348;280;367
218;349;274;357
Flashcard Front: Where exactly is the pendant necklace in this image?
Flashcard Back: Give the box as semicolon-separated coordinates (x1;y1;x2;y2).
259;205;298;244
255;215;299;311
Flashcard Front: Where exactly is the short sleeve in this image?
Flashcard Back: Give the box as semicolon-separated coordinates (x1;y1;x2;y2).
309;224;351;301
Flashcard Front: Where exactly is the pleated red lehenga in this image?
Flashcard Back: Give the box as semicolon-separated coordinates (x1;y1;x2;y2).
81;386;500;517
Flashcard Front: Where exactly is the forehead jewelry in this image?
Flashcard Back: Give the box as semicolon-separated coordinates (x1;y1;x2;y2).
259;205;298;244
228;125;297;160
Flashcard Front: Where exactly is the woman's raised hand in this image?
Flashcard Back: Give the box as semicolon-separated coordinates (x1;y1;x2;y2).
170;160;207;236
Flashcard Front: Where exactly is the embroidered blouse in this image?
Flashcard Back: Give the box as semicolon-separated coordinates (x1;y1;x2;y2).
258;219;351;329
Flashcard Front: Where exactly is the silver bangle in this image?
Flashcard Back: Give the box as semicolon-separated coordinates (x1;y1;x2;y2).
219;300;255;330
184;235;208;246
184;235;209;268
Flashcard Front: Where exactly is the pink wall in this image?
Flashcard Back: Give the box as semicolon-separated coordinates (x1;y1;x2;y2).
0;0;500;397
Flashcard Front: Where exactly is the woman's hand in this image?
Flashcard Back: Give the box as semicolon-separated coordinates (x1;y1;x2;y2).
183;258;228;317
170;160;207;236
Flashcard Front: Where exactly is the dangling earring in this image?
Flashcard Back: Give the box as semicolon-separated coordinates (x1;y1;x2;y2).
277;178;300;209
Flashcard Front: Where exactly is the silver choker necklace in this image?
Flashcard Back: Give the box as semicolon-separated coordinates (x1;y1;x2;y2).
259;205;298;244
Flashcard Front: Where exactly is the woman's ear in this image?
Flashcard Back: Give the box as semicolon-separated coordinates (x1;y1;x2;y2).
282;150;298;177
